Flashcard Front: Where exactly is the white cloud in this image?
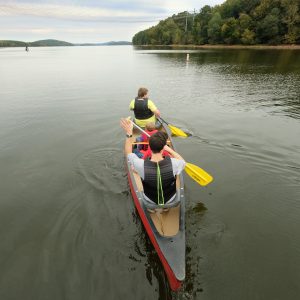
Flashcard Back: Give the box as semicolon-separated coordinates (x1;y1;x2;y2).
0;2;168;22
0;0;224;42
1;27;55;33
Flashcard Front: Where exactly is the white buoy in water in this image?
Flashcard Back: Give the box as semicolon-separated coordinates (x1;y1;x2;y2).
186;53;190;61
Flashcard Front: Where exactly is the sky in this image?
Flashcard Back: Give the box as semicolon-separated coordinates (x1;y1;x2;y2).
0;0;224;43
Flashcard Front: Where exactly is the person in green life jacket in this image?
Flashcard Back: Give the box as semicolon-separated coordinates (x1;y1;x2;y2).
120;118;186;205
129;87;161;128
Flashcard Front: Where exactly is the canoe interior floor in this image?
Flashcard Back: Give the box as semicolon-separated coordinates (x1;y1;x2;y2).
150;206;180;237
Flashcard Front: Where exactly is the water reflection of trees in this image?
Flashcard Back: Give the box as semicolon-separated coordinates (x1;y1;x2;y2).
200;49;300;120
134;47;300;74
135;48;300;119
194;49;300;74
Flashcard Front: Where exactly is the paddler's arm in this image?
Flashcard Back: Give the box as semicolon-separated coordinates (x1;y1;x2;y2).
163;145;184;161
148;100;161;117
120;118;134;155
164;145;186;177
153;109;161;117
129;100;134;111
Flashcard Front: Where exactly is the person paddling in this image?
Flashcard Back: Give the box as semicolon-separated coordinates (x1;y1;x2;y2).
129;87;161;128
120;118;185;205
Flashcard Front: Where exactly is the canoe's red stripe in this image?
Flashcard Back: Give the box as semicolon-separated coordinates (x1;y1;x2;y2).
127;169;182;291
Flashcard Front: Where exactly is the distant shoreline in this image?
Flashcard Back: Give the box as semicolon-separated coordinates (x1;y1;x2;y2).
0;44;133;48
134;44;300;50
0;39;132;48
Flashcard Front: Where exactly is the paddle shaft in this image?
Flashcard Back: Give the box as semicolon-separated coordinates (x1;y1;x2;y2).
158;116;169;125
157;116;188;137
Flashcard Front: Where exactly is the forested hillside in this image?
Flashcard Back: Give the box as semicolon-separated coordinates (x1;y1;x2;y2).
0;39;73;47
132;0;300;45
0;40;26;47
29;39;73;46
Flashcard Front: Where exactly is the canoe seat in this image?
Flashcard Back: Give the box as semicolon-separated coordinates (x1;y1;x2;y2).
142;189;182;209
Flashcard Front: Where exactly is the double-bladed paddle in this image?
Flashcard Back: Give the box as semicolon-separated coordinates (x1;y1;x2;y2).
129;119;213;187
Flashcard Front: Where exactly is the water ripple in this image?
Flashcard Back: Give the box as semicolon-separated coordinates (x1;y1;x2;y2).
192;135;300;184
76;147;127;194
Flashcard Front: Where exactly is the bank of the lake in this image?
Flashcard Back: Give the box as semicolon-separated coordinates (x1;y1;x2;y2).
0;39;132;48
132;1;300;48
134;44;300;50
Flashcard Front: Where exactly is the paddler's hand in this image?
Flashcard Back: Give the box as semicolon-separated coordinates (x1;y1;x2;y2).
154;109;161;117
120;118;133;135
163;145;184;161
163;145;172;152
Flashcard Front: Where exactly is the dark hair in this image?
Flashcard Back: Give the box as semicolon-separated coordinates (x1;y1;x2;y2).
138;87;148;98
149;132;168;153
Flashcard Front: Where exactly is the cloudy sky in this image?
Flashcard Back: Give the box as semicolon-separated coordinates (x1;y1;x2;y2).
0;0;224;43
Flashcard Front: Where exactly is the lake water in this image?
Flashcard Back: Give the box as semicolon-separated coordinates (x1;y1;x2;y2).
0;46;300;300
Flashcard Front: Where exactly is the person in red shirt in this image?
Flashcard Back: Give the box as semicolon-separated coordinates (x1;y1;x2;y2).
139;122;158;151
142;132;171;160
133;122;158;158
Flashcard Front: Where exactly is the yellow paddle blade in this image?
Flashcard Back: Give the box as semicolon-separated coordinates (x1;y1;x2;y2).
184;163;213;186
168;124;188;137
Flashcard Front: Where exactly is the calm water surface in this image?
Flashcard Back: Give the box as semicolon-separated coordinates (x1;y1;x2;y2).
0;46;300;300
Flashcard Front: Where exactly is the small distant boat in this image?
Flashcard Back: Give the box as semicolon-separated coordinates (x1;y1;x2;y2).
126;122;185;291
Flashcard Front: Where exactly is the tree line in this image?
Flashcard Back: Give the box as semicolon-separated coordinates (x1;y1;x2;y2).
0;39;73;47
132;0;300;45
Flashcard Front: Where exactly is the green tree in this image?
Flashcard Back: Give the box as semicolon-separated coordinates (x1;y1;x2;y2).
239;0;261;14
132;0;300;46
194;5;212;44
208;12;223;43
257;8;282;43
219;0;243;18
173;29;183;44
253;0;281;19
281;0;300;43
241;29;256;44
239;13;253;31
221;17;240;44
258;14;279;43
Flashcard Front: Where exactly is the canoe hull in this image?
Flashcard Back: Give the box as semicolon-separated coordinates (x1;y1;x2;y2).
126;124;185;291
127;165;183;290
